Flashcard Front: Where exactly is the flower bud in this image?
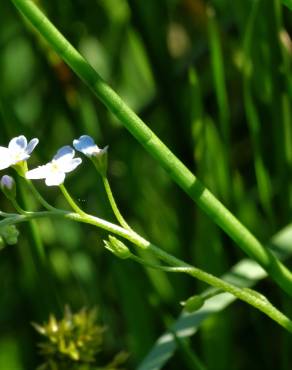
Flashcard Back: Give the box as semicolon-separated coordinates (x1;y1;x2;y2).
104;235;132;259
180;295;205;313
1;175;16;200
0;225;19;245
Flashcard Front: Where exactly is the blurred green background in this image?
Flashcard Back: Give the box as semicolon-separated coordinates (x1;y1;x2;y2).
1;0;292;369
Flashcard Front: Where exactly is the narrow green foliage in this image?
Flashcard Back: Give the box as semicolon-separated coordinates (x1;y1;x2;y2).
242;0;274;224
282;94;292;209
207;6;232;206
207;7;230;144
282;0;292;10
189;68;204;163
172;333;207;370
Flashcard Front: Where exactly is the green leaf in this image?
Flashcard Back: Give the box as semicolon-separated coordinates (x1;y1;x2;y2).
282;0;292;10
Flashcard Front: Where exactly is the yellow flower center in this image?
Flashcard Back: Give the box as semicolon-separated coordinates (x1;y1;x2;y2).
51;161;60;172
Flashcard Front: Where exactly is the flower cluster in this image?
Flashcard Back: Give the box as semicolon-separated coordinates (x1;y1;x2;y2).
0;135;107;187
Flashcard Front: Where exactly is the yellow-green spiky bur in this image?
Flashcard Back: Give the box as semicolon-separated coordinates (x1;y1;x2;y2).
33;306;128;370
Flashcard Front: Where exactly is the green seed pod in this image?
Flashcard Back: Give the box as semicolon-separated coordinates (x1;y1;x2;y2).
181;295;205;313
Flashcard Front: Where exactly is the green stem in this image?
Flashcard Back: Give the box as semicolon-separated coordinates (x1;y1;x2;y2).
0;210;149;249
10;0;292;296
18;177;47;263
146;243;292;333
201;289;223;301
59;184;86;216
102;176;133;231
11;198;28;215
0;211;18;217
25;179;56;211
130;254;186;272
1;210;292;332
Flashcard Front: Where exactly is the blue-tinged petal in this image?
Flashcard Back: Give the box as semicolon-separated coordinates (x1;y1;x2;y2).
53;146;75;161
26;138;39;154
73;135;98;156
8;136;27;151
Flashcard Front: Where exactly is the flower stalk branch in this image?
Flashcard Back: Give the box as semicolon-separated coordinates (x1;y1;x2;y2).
24;179;56;211
102;176;133;232
1;208;292;333
0;132;291;332
59;184;86;216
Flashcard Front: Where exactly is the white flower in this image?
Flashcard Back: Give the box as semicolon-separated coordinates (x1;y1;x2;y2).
26;146;82;186
73;135;108;157
0;135;39;170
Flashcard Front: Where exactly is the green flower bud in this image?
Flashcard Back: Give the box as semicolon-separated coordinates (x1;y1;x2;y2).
1;175;16;200
104;236;132;259
0;225;19;245
181;295;205;313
